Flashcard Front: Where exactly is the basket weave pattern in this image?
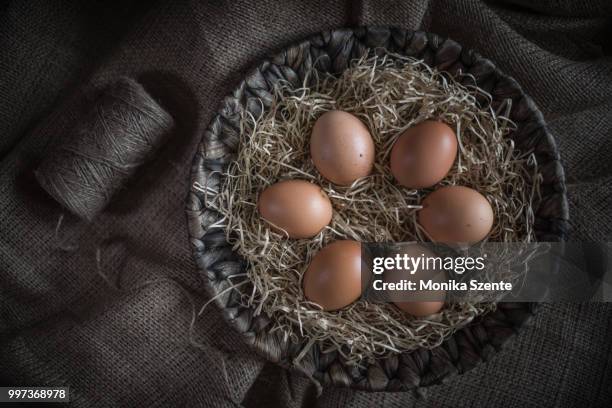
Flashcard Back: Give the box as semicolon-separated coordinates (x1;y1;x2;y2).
187;27;569;391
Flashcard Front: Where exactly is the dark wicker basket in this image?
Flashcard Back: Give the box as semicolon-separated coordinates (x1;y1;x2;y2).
186;27;569;392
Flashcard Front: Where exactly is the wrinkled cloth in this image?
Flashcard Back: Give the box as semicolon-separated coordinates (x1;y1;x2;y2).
1;1;611;407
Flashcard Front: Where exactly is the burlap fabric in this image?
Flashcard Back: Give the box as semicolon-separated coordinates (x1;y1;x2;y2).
1;1;611;407
191;26;568;392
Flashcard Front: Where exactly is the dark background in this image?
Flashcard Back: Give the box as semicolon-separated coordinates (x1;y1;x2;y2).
1;1;611;407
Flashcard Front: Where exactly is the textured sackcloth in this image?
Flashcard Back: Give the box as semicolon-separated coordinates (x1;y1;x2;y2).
1;1;611;407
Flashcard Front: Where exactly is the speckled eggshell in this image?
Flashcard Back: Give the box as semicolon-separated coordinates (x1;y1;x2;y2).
310;110;375;186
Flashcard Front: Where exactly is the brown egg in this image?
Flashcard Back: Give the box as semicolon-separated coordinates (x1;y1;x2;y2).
397;301;445;317
390;120;458;189
383;244;446;317
258;179;332;239
303;240;363;311
418;186;494;243
310;110;375;185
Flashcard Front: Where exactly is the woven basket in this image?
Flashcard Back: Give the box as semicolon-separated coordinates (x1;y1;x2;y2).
186;27;569;392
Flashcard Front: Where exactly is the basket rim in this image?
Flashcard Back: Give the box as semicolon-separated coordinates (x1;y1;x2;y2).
186;26;569;392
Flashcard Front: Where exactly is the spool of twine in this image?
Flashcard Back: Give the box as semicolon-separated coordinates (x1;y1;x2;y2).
36;77;174;220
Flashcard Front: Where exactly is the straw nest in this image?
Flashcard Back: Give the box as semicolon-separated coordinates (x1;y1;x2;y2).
205;53;539;365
